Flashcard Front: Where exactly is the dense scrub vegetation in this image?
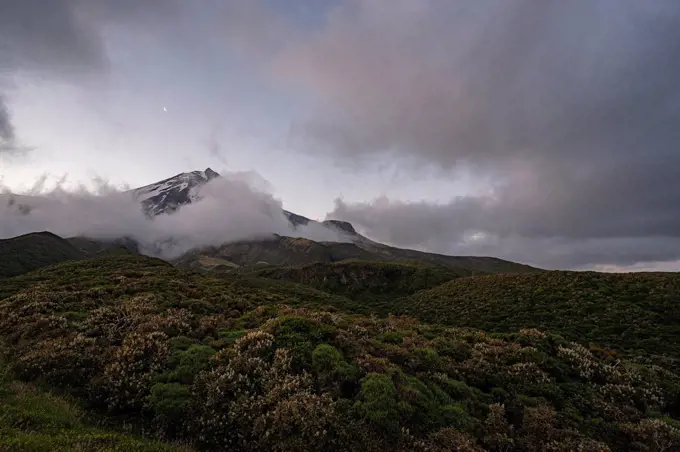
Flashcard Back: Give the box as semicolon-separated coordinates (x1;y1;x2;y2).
173;233;539;275
249;260;462;306
396;272;680;367
0;360;190;451
1;255;679;451
0;232;86;278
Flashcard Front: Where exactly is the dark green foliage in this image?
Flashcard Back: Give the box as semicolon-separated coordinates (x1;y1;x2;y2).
1;253;680;450
174;233;539;275
0;361;190;451
150;382;191;423
398;271;680;365
312;343;358;390
0;232;86;278
269;316;337;369
251;260;463;307
155;345;215;385
357;373;399;432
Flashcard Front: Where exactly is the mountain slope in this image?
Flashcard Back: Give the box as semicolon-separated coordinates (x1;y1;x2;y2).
131;168;220;216
175;234;539;275
173;235;380;270
247;260;465;314
132;168;541;273
397;270;680;365
67;236;141;257
0;232;86;278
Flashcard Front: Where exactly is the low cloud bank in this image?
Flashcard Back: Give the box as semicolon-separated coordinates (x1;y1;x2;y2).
0;171;348;258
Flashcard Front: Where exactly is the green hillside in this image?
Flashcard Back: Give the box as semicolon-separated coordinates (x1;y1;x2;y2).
67;236;141;257
174;234;539;275
398;271;680;366
248;260;463;313
0;232;86;278
354;240;540;274
0;255;679;450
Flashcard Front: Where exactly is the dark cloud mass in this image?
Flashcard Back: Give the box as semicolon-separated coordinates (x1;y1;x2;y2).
0;96;15;143
223;0;680;269
0;0;178;152
2;0;680;270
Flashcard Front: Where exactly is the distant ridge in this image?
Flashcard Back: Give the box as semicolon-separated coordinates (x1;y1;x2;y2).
0;231;86;278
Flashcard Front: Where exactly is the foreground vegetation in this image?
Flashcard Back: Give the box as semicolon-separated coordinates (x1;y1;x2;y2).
0;360;190;451
1;255;679;450
396;272;680;367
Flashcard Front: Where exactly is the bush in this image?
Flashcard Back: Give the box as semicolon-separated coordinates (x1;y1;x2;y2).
150;382;190;424
356;373;399;433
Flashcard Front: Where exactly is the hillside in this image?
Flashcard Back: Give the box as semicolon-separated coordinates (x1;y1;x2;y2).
174;234;538;276
0;255;679;450
248;260;464;314
67;236;141;257
0;232;86;278
398;271;680;366
353;240;540;274
173;235;372;270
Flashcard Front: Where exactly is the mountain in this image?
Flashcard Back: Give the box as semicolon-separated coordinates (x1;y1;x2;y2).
67;236;141;257
0;231;87;278
175;234;539;275
130;167;220;216
137;168;539;273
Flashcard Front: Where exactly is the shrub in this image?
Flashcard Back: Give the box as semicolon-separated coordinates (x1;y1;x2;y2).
356;373;399;433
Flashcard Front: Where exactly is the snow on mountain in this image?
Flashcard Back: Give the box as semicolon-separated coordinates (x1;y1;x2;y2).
130;168;220;216
128;168;366;244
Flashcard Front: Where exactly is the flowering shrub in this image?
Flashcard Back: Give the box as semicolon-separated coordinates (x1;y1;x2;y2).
1;255;680;450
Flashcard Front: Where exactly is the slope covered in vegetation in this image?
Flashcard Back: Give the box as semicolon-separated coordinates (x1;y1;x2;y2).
0;360;191;451
398;271;680;366
0;232;86;278
173;233;540;275
249;260;463;309
1;255;679;451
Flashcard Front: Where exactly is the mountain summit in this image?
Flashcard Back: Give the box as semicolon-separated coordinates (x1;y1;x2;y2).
131;168;220;216
130;168;361;237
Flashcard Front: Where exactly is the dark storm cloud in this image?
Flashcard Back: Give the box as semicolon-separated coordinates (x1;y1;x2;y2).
226;0;680;268
0;0;106;74
0;0;178;152
0;0;179;73
0;96;14;143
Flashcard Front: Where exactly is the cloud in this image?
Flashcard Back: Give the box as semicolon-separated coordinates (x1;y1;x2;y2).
0;0;179;152
0;171;349;259
227;0;680;269
0;96;16;154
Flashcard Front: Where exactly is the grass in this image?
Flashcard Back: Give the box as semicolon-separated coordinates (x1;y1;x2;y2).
0;360;191;451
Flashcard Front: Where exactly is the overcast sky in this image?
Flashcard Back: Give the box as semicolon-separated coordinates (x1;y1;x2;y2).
1;0;679;271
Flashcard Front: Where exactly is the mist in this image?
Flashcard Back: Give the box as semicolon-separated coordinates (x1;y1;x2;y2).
0;170;350;259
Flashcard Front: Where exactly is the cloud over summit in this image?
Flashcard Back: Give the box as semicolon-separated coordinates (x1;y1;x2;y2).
223;0;680;269
0;171;349;259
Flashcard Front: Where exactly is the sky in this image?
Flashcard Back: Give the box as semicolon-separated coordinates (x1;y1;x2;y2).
1;0;680;271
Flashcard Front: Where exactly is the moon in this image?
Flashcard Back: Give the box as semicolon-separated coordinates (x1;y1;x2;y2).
163;107;167;112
